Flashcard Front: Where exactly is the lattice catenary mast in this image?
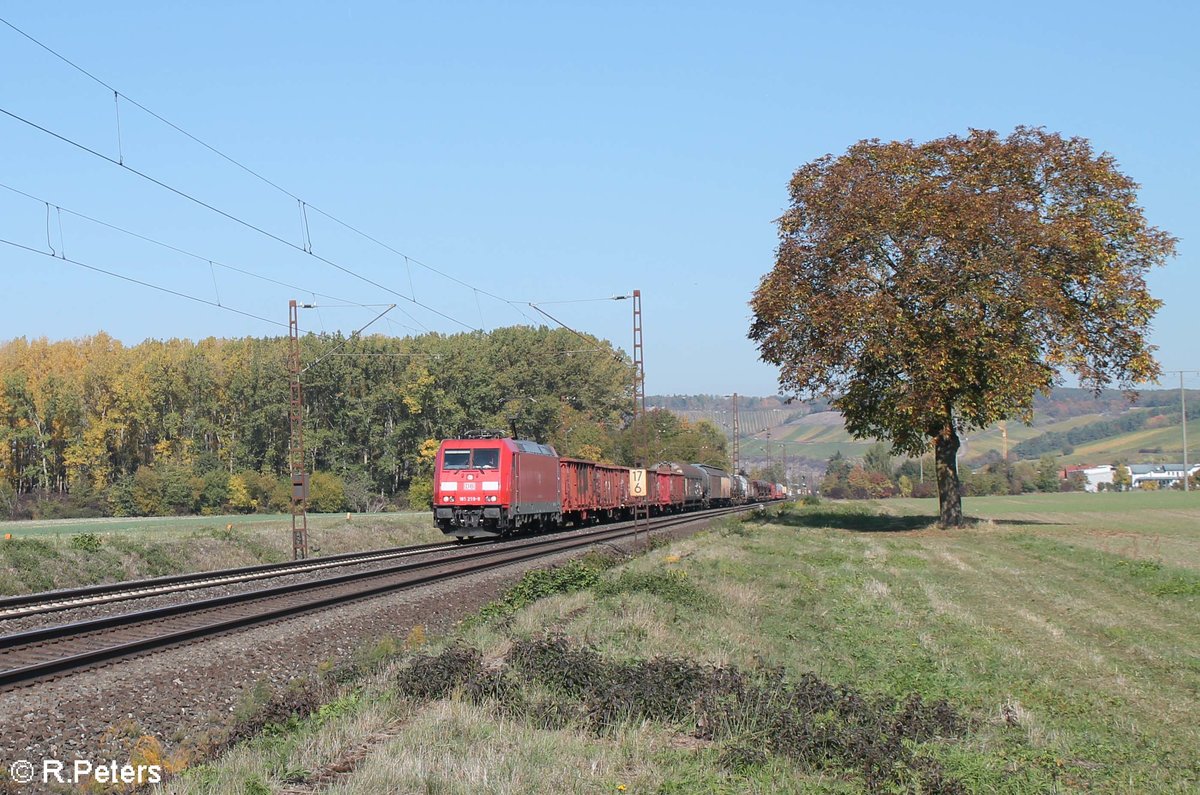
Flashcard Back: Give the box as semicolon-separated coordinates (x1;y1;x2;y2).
732;392;740;475
631;290;650;544
288;300;309;560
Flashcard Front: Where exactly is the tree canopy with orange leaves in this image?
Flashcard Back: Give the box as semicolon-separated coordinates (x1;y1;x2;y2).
750;127;1176;526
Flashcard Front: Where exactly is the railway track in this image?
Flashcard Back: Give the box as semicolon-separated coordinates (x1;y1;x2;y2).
0;505;752;691
0;539;469;620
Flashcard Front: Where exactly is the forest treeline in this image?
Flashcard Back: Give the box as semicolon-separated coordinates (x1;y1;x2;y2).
0;329;729;519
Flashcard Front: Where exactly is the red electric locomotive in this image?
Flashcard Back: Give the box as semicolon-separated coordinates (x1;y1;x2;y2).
432;432;560;538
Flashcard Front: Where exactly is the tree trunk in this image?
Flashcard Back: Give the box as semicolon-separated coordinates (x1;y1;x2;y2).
933;426;963;527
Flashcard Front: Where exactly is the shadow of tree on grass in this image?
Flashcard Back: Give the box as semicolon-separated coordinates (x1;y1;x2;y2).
765;507;1064;533
769;510;935;533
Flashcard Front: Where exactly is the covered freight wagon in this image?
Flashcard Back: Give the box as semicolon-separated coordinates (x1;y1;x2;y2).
693;464;734;507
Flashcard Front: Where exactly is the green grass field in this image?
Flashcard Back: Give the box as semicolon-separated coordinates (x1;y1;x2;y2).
0;512;299;539
161;495;1200;794
891;491;1200;569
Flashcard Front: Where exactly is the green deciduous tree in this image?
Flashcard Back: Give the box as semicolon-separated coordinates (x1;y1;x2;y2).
862;442;893;476
820;451;852;498
615;410;730;469
1036;455;1061;493
307;471;346;513
750;127;1176;526
0;325;635;517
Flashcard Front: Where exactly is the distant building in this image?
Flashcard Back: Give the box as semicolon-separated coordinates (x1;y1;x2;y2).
1128;463;1200;489
1081;465;1115;492
1061;464;1115;492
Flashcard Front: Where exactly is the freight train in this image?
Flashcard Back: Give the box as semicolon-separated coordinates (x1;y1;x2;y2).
431;431;785;539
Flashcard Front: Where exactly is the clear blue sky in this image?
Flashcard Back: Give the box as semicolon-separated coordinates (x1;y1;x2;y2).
1;1;1196;396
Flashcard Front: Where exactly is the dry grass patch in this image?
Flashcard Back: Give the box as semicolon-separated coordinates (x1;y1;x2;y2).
934;550;976;573
319;700;658;795
712;579;763;610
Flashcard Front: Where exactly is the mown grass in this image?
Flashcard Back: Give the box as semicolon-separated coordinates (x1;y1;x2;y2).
0;512;442;595
883;490;1200;569
159;500;1199;794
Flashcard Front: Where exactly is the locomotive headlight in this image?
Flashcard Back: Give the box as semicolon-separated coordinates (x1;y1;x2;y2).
442;495;453;502
486;495;497;502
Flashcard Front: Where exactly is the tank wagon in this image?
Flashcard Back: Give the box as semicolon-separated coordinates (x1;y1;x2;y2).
732;474;750;505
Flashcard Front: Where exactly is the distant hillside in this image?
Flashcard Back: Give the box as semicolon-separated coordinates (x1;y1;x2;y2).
649;389;1198;472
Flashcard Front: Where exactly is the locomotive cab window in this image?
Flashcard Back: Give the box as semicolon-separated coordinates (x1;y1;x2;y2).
442;450;471;470
442;448;499;469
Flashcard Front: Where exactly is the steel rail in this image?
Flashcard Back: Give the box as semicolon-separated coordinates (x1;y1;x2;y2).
0;539;473;620
0;505;751;690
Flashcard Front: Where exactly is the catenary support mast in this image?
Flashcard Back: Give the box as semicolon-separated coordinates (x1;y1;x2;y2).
732;392;740;475
288;300;309;560
632;290;650;544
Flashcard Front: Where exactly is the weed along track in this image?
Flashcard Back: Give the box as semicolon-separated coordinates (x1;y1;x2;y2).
0;507;748;691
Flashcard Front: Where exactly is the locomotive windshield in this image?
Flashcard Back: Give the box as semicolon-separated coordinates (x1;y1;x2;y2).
442;450;471;470
442;447;500;470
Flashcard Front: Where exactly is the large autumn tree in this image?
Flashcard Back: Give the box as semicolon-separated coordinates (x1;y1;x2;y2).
749;127;1176;526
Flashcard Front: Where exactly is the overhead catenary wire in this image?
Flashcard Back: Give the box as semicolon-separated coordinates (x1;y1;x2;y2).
529;296;633;305
3;228;629;376
302;304;397;374
0;236;290;331
0;236;447;351
4;186;623;360
527;302;626;362
0;104;479;332
0;15;538;329
0;180;427;334
0;228;619;362
1;16;302;201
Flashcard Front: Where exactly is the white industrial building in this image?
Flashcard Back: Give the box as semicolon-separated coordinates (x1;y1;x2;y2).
1079;465;1115;492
